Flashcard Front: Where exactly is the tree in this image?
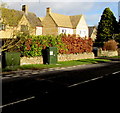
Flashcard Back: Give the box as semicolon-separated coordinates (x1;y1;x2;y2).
118;17;120;33
95;7;119;47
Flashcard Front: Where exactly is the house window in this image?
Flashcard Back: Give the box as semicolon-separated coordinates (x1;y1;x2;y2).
62;29;66;34
84;31;86;34
80;30;81;34
21;25;28;32
0;24;5;30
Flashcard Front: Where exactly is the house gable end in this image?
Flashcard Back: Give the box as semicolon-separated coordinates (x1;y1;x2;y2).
76;15;88;28
75;15;89;37
18;15;31;27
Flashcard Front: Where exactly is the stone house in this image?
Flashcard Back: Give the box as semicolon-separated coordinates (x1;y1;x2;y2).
39;8;88;38
88;26;97;41
0;5;42;39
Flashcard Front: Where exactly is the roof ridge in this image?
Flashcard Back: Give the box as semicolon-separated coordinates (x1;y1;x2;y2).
51;12;70;17
70;14;83;17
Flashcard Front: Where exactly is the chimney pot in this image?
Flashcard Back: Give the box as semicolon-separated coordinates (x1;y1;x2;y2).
22;5;28;15
46;7;51;15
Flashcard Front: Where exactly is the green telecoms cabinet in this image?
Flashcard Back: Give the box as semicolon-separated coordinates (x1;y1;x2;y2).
46;47;57;64
2;52;20;68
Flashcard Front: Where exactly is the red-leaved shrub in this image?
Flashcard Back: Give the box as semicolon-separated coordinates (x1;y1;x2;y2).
59;35;93;54
103;40;118;51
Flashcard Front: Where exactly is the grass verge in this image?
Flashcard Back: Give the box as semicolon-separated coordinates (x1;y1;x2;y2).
2;58;111;72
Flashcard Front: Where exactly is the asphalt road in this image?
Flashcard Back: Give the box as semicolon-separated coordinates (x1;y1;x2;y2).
2;59;120;112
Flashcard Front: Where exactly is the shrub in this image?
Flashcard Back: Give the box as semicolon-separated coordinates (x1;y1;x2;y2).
20;35;66;57
103;40;118;51
12;34;93;57
59;34;93;54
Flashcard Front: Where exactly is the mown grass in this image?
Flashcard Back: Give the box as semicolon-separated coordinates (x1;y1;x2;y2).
2;58;111;72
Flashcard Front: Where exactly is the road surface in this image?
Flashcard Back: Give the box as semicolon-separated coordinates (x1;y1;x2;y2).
2;60;120;112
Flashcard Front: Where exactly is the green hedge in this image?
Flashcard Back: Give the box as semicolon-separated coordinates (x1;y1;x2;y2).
20;35;66;57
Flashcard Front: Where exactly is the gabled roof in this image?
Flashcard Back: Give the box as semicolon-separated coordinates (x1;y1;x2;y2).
88;26;96;37
39;17;45;22
25;12;42;27
1;7;42;27
1;8;24;26
50;13;73;28
70;15;82;28
43;11;83;28
40;8;84;29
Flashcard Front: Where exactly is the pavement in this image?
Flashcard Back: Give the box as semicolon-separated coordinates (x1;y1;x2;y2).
1;64;98;80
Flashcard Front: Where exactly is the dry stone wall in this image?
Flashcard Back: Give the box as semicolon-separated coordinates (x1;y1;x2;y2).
20;52;94;65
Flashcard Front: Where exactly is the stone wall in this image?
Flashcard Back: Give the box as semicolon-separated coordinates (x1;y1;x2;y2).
20;57;43;65
58;52;94;62
118;48;120;56
97;48;118;57
42;13;58;36
20;52;94;65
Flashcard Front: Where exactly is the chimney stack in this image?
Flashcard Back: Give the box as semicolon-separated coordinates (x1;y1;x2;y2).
22;5;28;15
46;7;51;15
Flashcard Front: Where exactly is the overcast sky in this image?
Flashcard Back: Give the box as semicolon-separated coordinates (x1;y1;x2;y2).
1;0;119;26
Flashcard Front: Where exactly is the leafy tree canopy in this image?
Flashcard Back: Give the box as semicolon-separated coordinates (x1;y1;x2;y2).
95;7;119;47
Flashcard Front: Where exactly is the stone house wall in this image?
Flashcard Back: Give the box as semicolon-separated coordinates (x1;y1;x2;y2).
42;14;58;36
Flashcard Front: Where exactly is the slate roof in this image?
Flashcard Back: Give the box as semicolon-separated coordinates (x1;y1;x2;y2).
1;8;42;27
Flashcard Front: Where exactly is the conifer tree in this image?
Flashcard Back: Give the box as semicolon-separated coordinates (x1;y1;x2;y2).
96;7;119;47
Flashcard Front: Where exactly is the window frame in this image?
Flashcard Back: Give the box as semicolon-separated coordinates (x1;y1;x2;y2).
0;24;6;31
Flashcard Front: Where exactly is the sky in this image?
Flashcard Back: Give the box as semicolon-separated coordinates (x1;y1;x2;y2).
1;0;120;26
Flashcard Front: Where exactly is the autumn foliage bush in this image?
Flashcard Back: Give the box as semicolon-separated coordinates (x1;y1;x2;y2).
103;40;118;51
59;35;93;54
